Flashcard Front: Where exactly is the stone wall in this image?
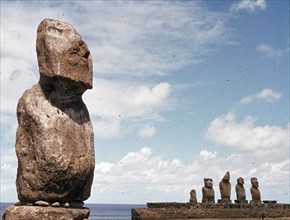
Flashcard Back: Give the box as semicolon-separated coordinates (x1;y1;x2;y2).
132;202;290;219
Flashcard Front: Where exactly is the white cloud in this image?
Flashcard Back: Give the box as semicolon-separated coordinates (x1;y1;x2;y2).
120;147;152;165
84;79;173;139
230;0;266;13
199;149;217;160
206;112;289;157
95;162;114;175
84;79;173;120
90;147;289;204
138;124;157;138
0;147;18;202
256;43;287;59
0;2;61;114
0;57;38;114
93;118;123;139
130;83;171;107
73;1;230;77
239;88;282;104
256;88;282;100
239;96;254;105
1;144;289;204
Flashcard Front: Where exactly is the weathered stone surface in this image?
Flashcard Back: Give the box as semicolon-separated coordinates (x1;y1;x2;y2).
34;200;50;207
235;177;247;203
51;202;61;207
70;201;84;208
62;203;70;208
15;18;95;203
250;177;261;204
132;203;290;219
2;205;89;220
202;178;215;203
36;19;93;88
147;202;188;209
219;171;231;203
189;189;197;204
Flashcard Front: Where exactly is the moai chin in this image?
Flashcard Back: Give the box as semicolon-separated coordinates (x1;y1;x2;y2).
250;177;261;205
218;171;231;204
202;178;215;203
15;19;95;204
235;177;247;204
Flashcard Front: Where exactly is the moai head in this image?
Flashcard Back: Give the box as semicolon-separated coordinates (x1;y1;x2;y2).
251;177;259;188
36;19;93;99
204;178;213;188
237;177;244;186
222;171;230;182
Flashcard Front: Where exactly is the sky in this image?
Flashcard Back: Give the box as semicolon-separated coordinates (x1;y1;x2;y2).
0;0;289;204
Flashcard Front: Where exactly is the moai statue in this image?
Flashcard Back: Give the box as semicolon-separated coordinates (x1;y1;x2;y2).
219;171;231;204
202;178;215;203
189;189;197;204
250;177;261;204
15;19;95;205
235;177;247;204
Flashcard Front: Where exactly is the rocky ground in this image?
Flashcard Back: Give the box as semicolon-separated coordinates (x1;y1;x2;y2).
132;202;290;220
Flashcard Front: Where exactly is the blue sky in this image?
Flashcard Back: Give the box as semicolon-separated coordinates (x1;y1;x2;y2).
1;0;289;204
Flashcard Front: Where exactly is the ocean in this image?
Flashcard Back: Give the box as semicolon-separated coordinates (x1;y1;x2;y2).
0;203;146;220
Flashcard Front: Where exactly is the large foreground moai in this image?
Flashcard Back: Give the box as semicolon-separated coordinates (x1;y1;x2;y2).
15;18;95;204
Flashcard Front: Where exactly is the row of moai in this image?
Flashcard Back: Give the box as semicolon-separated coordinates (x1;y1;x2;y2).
189;171;262;205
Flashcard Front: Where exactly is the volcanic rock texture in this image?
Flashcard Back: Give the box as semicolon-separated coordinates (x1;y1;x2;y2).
15;19;95;203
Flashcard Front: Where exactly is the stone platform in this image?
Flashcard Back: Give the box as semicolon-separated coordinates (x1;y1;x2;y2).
2;205;90;220
132;202;290;219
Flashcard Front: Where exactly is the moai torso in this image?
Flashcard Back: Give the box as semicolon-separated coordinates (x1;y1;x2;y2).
15;19;95;204
250;187;261;201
